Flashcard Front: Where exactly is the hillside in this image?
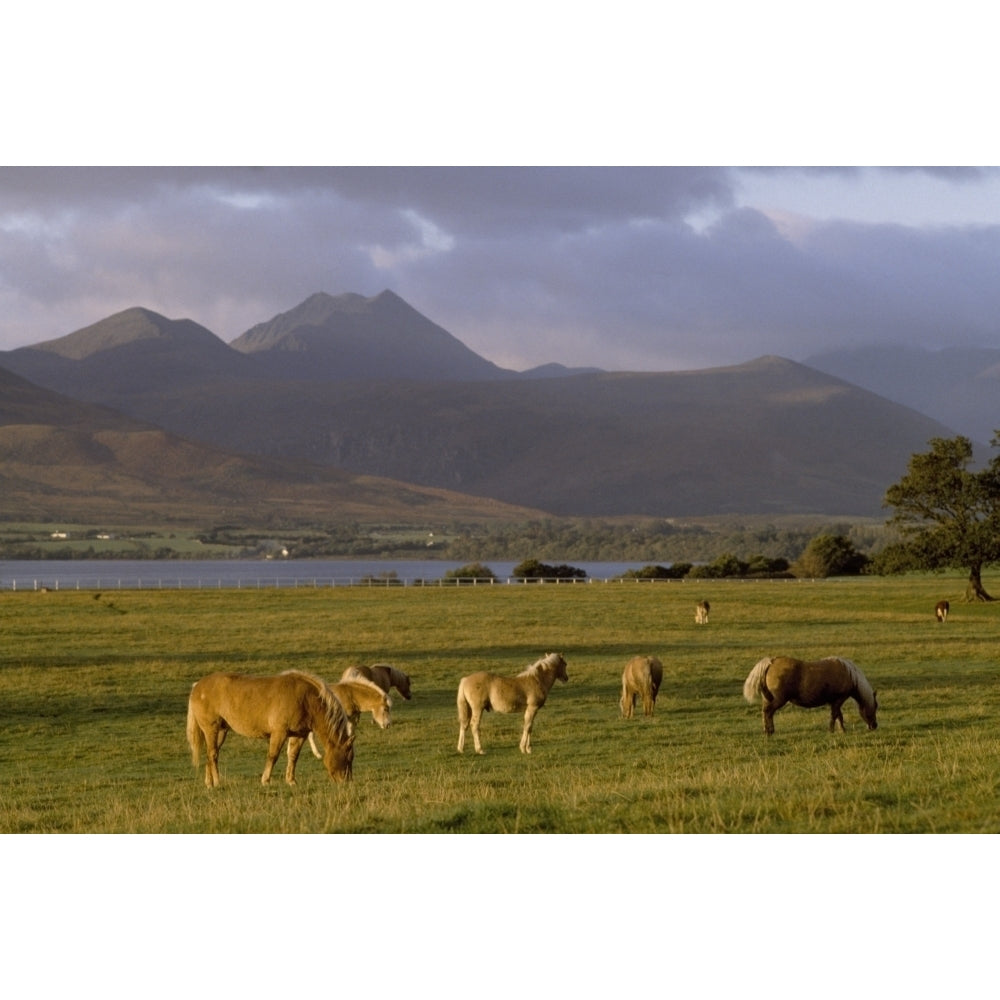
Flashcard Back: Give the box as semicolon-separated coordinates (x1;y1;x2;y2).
0;366;544;525
805;344;1000;444
0;292;977;519
2;307;264;404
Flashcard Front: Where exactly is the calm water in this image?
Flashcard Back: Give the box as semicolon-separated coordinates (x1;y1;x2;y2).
0;558;671;591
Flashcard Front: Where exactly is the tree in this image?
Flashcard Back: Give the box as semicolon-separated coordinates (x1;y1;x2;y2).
882;435;1000;601
792;534;868;578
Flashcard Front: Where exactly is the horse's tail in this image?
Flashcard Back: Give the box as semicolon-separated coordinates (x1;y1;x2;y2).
186;691;202;767
743;657;773;703
457;678;472;726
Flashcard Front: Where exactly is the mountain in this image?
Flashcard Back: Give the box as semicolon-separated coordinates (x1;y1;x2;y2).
0;292;975;519
229;290;516;381
804;344;1000;444
0;365;544;525
2;307;264;405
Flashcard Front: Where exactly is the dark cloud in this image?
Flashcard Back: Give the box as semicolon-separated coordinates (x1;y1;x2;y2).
1;166;998;370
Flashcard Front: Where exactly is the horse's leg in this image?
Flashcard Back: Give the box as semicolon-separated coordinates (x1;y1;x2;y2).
203;723;222;787
520;705;539;753
470;708;486;755
762;703;776;735
830;699;847;732
285;735;304;784
261;732;286;784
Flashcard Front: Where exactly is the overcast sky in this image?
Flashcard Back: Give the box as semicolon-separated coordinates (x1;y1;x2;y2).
4;5;998;374
2;165;999;372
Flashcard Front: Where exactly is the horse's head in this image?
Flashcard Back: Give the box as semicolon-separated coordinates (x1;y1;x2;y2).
323;734;356;782
374;695;392;729
552;653;569;683
859;690;879;730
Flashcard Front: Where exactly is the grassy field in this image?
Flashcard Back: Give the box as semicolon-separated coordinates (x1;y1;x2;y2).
1;572;999;834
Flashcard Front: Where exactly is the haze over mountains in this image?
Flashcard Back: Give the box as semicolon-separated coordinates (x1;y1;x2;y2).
0;290;985;523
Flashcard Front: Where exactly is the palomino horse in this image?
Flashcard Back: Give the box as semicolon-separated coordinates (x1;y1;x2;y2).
186;670;355;786
742;655;878;735
695;600;710;625
620;655;663;718
303;676;391;758
935;600;950;622
341;663;412;700
457;652;568;755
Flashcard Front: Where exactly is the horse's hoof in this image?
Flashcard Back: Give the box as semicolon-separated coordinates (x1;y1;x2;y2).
475;750;485;756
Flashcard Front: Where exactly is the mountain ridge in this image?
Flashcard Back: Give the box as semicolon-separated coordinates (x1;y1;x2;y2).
0;292;986;520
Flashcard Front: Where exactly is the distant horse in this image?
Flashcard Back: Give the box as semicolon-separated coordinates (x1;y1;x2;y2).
742;655;878;735
695;600;710;625
935;600;950;623
186;670;355;786
620;655;663;718
303;676;391;758
457;652;568;755
341;663;412;700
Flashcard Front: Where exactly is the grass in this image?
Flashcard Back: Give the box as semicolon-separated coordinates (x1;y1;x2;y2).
2;574;999;833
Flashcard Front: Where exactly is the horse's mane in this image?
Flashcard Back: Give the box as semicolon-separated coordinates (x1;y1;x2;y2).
340;673;392;703
519;652;563;677
830;657;876;709
281;670;352;743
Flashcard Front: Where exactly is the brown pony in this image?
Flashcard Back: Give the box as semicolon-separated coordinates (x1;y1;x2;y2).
457;652;568;755
186;670;355;786
935;600;950;622
302;676;392;758
695;600;710;625
742;655;878;735
620;655;663;718
341;663;412;700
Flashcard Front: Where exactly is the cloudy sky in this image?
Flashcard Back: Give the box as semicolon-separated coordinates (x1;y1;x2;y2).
4;6;997;375
3;165;999;372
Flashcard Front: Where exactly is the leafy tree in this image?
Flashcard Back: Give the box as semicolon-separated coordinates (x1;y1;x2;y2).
882;434;1000;601
512;559;586;580
443;562;496;583
792;534;868;578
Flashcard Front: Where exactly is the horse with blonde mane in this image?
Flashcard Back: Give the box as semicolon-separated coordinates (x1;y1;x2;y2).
186;670;355;786
341;663;412;701
742;655;878;735
457;652;568;755
620;655;663;718
302;675;392;758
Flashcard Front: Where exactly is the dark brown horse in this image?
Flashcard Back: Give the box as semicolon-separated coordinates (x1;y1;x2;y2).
742;655;878;735
187;670;355;786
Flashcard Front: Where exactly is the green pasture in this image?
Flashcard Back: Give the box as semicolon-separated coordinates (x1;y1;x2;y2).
1;573;998;833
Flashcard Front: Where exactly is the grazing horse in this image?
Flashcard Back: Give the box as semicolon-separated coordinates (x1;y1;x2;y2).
742;655;878;735
457;652;568;755
303;676;391;758
935;600;950;623
695;600;710;625
186;670;355;786
620;655;663;718
341;663;412;700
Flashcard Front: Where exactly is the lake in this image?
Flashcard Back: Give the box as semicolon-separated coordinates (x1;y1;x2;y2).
0;558;675;591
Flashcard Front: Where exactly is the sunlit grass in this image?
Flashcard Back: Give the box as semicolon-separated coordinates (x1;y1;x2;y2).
1;575;999;832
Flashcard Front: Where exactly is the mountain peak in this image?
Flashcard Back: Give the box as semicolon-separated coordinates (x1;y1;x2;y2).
229;290;513;381
29;307;221;361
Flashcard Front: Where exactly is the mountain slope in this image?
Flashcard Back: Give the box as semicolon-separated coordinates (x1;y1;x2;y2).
2;307;264;404
805;344;1000;444
230;290;516;381
85;356;959;517
0;366;544;525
